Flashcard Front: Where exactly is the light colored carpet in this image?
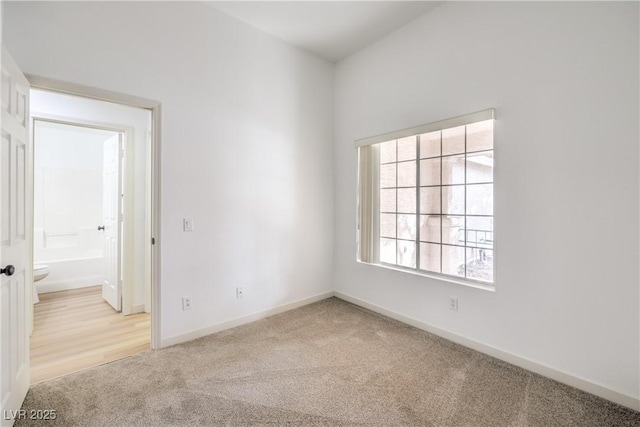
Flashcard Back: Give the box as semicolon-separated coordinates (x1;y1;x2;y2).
17;297;640;426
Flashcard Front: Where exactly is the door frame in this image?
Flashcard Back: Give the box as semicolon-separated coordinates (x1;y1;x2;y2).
31;116;132;310
27;75;162;350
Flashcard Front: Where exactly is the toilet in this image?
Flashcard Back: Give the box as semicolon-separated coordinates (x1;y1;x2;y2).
33;264;49;305
34;264;49;282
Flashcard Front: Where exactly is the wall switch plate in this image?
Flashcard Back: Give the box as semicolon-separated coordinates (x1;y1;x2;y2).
183;218;193;232
236;287;244;299
182;297;192;310
449;297;458;311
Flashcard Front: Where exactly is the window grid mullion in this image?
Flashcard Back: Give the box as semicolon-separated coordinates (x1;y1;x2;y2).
419;182;493;188
395;141;398;265
440;131;443;275
415;135;420;272
464;126;468;279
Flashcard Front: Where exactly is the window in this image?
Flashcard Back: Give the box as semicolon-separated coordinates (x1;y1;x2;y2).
356;109;495;287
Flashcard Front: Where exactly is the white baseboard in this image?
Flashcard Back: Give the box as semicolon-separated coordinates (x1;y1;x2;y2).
130;304;145;314
160;291;335;348
334;291;640;412
36;275;102;294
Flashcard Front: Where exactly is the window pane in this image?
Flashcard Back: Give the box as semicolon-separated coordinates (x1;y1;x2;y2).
466;248;493;282
380;140;396;163
420;242;441;273
467;120;493;152
397;188;416;213
380;163;396;188
373;118;494;284
380;213;396;238
420;131;440;158
380;189;396;212
442;215;464;245
397;214;416;240
442;245;465;277
467;184;493;215
420;158;440;186
420;187;440;214
419;215;441;243
397;161;416;187
397;136;416;161
442;185;464;215
442;125;465;155
466;216;493;249
397;240;416;268
466;151;493;184
380;238;396;264
442;154;465;185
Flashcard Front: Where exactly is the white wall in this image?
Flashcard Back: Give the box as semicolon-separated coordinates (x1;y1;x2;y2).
34;122;109;263
2;2;334;341
334;1;639;405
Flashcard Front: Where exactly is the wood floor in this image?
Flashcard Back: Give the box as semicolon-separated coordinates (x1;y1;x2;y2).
31;286;150;384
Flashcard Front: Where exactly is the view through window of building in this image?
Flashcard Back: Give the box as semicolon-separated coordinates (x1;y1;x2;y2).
357;110;495;286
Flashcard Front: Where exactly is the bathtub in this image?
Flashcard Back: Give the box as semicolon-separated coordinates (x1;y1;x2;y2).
34;257;104;294
33;226;104;293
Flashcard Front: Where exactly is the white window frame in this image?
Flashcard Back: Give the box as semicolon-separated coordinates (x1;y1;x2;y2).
356;108;496;290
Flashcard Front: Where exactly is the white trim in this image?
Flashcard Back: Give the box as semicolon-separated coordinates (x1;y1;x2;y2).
130;304;145;314
36;278;102;294
160;291;334;348
31;115;135;308
334;290;640;412
26;74;160;110
360;260;495;292
31;115;135;314
355;108;495;148
150;104;162;349
26;75;162;350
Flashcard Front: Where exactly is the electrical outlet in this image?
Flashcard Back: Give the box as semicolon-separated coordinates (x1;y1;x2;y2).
236;287;244;299
182;297;192;311
449;296;458;311
183;218;193;232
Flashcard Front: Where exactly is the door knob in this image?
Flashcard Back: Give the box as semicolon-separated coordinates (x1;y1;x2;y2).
1;265;15;276
98;225;105;231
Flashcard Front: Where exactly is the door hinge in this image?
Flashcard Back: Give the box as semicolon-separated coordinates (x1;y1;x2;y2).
151;237;155;245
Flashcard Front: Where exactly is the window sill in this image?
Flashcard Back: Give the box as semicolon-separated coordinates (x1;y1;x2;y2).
357;260;496;292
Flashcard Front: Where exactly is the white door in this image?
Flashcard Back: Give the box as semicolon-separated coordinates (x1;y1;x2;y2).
0;46;31;426
100;134;122;311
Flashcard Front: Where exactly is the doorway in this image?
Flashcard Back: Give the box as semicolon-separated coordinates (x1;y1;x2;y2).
29;88;154;383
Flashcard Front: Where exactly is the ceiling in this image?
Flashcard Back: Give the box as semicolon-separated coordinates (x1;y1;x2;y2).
207;1;443;63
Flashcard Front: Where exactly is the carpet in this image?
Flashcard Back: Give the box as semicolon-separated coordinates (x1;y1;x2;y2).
16;297;640;426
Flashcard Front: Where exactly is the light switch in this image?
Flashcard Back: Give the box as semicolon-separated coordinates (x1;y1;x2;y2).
183;218;193;232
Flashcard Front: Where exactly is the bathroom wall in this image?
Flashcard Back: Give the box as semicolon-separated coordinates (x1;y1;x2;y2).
33;121;113;292
34;121;110;260
31;89;152;312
